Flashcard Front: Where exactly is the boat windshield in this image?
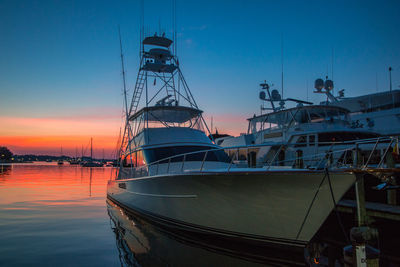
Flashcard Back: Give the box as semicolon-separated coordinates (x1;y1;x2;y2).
143;145;230;164
248;105;350;134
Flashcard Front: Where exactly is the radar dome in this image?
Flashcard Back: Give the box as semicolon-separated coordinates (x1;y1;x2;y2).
324;80;334;91
314;79;324;91
259;91;266;100
271;90;281;101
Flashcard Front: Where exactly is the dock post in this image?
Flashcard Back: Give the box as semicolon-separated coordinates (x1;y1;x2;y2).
355;174;366;227
347;172;379;267
386;149;397;205
353;173;367;267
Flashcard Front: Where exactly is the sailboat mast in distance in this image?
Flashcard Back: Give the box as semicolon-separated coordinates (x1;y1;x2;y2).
90;137;93;160
57;145;64;165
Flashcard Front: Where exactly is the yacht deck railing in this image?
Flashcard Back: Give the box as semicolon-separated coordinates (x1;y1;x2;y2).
117;136;399;179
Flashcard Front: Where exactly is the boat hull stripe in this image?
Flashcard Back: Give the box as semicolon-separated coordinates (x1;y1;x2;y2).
125;190;197;198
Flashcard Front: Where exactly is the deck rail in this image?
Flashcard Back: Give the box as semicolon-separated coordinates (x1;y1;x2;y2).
116;136;399;178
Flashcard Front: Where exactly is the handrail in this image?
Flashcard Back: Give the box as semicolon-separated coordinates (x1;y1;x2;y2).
121;136;397;178
378;138;394;168
363;137;380;169
267;144;284;170
227;150;238;172
120;136;392;157
199;151;208;171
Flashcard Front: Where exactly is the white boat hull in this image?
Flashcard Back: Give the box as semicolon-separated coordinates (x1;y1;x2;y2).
107;169;356;247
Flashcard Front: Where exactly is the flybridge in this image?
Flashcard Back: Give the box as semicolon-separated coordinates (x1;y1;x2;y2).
117;32;209;155
128;32;199;117
127;32;204;131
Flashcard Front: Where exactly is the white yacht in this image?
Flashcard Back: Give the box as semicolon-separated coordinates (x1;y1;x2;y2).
107;33;357;249
217;82;384;168
314;77;400;136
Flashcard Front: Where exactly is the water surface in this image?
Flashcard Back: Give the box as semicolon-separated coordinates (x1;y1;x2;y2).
0;163;275;266
0;163;119;266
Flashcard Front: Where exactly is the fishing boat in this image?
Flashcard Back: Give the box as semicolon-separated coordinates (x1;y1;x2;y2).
107;32;357;250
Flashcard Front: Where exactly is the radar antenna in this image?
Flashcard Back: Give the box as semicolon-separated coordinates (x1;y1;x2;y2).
259;81;312;113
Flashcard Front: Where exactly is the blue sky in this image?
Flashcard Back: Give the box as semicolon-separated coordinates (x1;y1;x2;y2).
0;0;399;144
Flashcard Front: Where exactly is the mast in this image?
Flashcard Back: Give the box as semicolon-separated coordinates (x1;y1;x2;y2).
90;137;93;160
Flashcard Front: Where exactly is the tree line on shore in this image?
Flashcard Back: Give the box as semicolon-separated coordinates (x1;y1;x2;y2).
0;146;13;162
0;146;113;162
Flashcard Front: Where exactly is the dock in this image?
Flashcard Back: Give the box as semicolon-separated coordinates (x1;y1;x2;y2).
338;199;400;221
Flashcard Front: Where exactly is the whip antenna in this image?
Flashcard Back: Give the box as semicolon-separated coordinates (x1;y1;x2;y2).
117;26;133;162
281;33;284;99
118;26;129;121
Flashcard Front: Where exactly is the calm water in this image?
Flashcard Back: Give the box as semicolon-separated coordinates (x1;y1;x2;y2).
0;163;120;266
0;163;283;266
3;163;400;266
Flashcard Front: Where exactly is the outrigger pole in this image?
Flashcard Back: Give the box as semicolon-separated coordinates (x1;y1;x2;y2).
117;26;133;166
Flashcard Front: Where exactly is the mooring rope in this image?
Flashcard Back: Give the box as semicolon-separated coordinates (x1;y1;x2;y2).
325;167;351;244
296;171;328;240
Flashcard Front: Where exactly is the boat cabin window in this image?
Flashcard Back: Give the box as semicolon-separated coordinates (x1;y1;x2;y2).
143;146;230;164
123;153;136;167
294;135;307;147
122;150;146;167
309;110;325;123
248;106;350;134
137;150;145;167
318;132;379;145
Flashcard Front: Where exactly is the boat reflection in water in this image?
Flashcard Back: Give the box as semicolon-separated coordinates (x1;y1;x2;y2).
107;199;308;266
0;164;11;175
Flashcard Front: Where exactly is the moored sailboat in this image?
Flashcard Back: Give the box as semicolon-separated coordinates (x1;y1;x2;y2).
82;138;103;167
57;146;64;165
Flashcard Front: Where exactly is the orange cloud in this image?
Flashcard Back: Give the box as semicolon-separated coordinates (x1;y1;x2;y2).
0;115;123;136
0;114;123;157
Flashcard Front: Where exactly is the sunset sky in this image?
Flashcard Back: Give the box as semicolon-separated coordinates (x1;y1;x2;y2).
1;0;399;157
